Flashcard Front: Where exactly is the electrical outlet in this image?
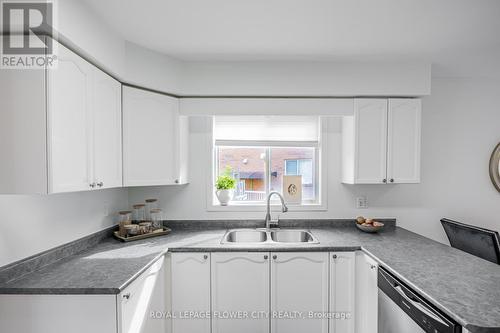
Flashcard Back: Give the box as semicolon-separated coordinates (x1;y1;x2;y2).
356;196;368;209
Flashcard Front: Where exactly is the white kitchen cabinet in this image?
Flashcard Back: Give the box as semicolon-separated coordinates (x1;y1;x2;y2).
211;252;270;333
342;98;421;184
0;255;166;333
171;252;211;333
0;38;122;194
271;252;329;333
355;251;378;333
123;86;189;186
92;68;123;189
387;99;421;183
118;255;166;333
330;252;355;333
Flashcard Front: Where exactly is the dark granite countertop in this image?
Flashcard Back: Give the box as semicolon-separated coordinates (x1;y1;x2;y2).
0;221;499;332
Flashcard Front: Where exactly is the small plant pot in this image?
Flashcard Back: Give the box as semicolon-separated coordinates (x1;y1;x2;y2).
216;189;234;206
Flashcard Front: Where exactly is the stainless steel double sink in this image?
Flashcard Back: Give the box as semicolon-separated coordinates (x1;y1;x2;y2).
221;229;319;245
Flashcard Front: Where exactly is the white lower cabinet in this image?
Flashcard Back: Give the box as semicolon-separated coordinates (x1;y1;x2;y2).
0;255;166;333
171;252;211;333
330;252;355;333
271;252;329;333
355;251;378;333
211;252;270;333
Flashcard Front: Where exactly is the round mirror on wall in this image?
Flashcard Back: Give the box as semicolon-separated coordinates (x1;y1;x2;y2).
490;143;500;192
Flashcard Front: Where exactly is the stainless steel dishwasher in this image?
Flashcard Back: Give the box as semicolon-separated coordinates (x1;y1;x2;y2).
378;267;461;333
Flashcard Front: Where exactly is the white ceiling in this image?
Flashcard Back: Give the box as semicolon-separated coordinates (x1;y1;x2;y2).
84;0;500;76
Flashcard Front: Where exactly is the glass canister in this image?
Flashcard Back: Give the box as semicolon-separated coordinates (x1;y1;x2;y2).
118;211;132;237
132;204;146;223
145;199;158;221
150;208;163;230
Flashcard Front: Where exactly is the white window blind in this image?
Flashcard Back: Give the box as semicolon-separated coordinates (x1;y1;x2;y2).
213;116;320;146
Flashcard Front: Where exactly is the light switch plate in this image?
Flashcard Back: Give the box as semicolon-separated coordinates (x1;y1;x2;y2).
356;196;368;209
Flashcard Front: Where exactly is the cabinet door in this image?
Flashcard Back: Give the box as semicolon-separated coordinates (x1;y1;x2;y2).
271;252;329;333
123;86;178;186
387;99;421;184
354;99;388;184
119;256;165;333
171;252;211;333
355;252;378;333
47;43;93;193
330;252;355;333
92;69;122;189
211;252;270;333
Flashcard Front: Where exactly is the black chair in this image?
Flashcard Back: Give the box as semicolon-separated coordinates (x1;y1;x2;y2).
441;218;500;264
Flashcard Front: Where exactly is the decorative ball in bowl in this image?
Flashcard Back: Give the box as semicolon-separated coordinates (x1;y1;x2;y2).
355;217;384;233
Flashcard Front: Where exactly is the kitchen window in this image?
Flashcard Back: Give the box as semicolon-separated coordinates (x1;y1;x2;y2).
211;116;324;207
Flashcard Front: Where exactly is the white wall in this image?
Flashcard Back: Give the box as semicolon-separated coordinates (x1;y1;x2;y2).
179;62;431;97
0;189;128;267
129;77;500;244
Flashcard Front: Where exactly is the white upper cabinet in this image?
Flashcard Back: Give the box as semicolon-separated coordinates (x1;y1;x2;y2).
123;86;189;187
211;252;270;333
271;252;329;333
387;99;421;183
342;98;421;184
0;38;122;194
92;69;123;189
47;44;93;193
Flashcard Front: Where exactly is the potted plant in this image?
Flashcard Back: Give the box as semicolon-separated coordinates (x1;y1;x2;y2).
215;167;236;206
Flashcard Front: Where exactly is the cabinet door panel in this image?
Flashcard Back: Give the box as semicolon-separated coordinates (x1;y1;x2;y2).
171;253;211;333
354;99;388;184
355;252;378;333
330;252;355;333
387;99;421;183
93;70;122;189
119;256;165;333
271;252;329;333
211;252;270;333
123;87;178;186
47;43;92;193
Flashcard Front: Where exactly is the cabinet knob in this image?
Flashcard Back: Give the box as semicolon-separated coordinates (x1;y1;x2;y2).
382;179;387;183
264;255;268;260
332;254;337;259
389;179;394;183
89;182;96;188
174;179;179;184
123;293;131;299
273;255;277;260
203;254;208;260
97;182;104;187
371;265;376;270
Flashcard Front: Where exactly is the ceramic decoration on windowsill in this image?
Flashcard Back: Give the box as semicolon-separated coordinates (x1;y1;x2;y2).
215;167;236;206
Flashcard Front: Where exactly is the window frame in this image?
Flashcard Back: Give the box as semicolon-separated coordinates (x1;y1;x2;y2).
206;117;328;212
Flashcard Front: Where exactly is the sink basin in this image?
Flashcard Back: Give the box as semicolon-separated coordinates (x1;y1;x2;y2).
221;229;267;243
270;230;319;243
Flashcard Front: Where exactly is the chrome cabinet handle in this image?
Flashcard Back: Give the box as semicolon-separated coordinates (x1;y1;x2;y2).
382;179;387;183
123;293;131;300
273;255;277;260
264;255;268;260
174;179;179;184
389;179;394;183
203;254;208;260
89;182;96;188
97;182;104;187
332;254;337;259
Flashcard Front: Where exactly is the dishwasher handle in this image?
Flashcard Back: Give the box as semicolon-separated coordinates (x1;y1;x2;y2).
378;267;460;333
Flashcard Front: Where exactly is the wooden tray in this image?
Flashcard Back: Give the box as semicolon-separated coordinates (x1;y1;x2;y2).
114;227;171;242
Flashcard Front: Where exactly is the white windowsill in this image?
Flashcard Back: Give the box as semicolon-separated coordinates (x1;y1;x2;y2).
206;202;327;212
